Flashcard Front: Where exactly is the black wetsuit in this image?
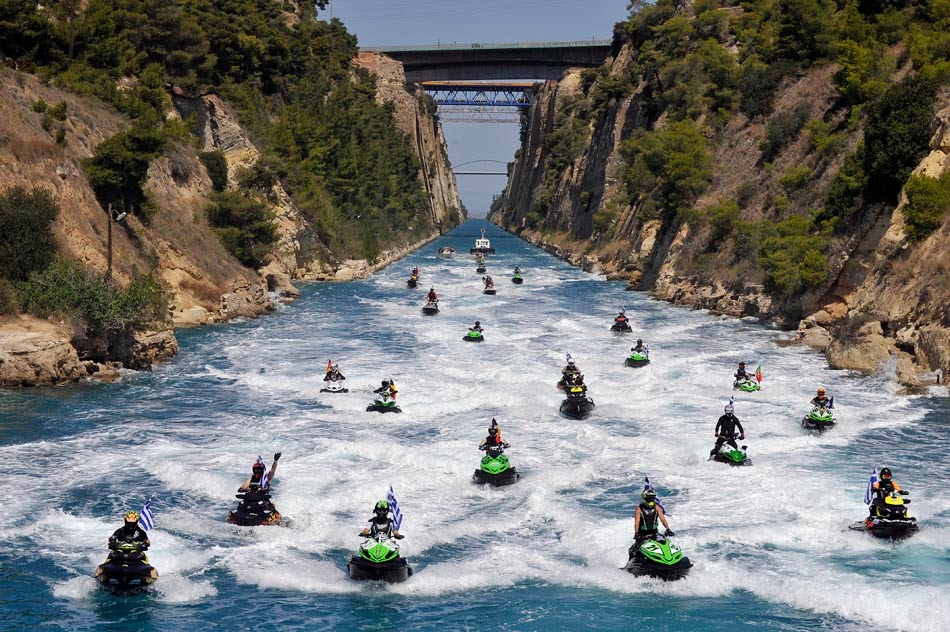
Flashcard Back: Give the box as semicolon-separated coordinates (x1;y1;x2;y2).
712;414;745;454
366;516;397;537
810;396;831;408
735;368;752;381
629;501;661;557
325;370;345;382
110;525;149;547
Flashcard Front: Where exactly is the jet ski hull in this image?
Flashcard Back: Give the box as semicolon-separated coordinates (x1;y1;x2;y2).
473;467;519;486
559;397;595;419
320;383;348;393
407;279;418;288
511;277;523;284
802;415;836;431
227;508;283;526
733;380;761;392
611;323;633;333
421;306;439;315
625;356;650;368
850;517;919;540
463;333;484;342
476;266;487;273
712;453;752;466
347;556;413;582
367;403;402;413
623;556;692;581
95;561;159;594
483;288;496;295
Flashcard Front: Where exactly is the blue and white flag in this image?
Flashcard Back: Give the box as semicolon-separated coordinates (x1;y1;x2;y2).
257;455;270;489
643;477;665;511
387;485;403;530
566;353;573;363
864;469;877;505
139;499;155;531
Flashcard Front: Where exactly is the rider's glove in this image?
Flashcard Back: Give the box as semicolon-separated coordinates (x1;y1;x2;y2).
273;452;282;462
664;529;675;537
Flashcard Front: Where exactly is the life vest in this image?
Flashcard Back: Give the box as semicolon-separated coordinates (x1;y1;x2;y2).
638;502;659;533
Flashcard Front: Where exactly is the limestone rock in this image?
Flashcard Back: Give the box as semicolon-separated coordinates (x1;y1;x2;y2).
0;317;85;386
334;267;354;282
124;330;180;371
795;322;832;351
85;361;122;383
826;330;892;373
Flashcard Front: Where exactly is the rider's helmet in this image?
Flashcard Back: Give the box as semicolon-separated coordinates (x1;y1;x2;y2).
880;467;892;480
331;363;339;371
637;339;642;344
429;288;434;292
567;358;575;366
817;387;825;395
475;321;480;326
641;489;657;506
739;362;746;367
374;500;389;516
381;379;389;387
488;425;498;436
725;404;735;414
124;511;139;525
252;461;265;480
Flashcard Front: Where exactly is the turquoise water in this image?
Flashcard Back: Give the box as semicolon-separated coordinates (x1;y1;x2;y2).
1;221;947;631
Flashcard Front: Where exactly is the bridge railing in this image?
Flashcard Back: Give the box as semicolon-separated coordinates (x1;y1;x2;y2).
366;40;612;53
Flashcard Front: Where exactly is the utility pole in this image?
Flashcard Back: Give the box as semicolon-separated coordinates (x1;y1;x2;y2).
107;202;113;276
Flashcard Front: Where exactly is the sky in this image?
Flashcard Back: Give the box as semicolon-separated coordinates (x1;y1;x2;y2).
318;0;631;216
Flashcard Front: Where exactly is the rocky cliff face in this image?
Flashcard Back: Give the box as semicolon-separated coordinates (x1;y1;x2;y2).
491;46;949;392
0;55;461;385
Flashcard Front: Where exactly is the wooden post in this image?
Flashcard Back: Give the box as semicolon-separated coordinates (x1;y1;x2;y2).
107;203;113;276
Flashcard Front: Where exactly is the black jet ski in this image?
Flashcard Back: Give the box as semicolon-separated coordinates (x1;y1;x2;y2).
559;387;595;419
483;287;496;295
476;264;487;274
421;301;439;315
407;274;418;288
227;485;283;526
850;491;919;540
611;321;633;333
347;532;413;582
95;541;159;594
623;534;692;581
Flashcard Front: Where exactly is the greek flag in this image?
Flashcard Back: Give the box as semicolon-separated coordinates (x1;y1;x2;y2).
864;469;877;505
566;353;573;362
257;455;270;489
139;499;155;531
643;477;665;511
387;485;403;530
729;395;735;408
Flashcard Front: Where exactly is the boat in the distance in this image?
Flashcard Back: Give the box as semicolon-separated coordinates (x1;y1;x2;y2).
437;246;455;258
469;229;495;255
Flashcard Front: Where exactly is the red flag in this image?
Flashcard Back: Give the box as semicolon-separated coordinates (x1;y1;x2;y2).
326;359;332;373
755;364;763;383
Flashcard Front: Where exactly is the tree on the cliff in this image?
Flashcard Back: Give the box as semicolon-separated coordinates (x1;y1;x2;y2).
82;122;166;218
204;191;277;269
0;187;59;282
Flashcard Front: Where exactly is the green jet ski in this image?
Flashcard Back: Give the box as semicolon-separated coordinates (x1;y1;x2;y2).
347;532;412;582
463;329;484;342
623;534;692;580
802;406;836;431
473;445;519;486
625;351;650;368
733;377;761;392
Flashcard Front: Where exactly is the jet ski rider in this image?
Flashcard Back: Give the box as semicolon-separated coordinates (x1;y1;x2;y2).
426;288;438;303
631;489;674;552
470;321;484;333
375;379;398;400
360;500;403;539
109;511;150;550
632;339;646;354
615;309;629;325
324;362;345;382
479;419;509;451
810;387;831;408
239;453;281;492
709;404;745;458
734;362;752;381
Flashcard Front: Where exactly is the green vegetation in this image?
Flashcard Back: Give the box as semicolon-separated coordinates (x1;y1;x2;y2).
0;279;17;315
18;260;166;338
903;170;950;241
760;105;811;163
81;123;166;219
205;192;277;269
759;215;829;298
199;151;229;192
0;187;60;282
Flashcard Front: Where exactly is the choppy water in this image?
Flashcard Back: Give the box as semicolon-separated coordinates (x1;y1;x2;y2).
1;220;948;631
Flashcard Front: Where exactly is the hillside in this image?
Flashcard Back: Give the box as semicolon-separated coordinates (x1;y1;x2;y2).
0;1;462;385
490;0;950;391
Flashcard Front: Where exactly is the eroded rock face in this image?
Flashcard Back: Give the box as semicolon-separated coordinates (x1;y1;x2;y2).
825;321;892;373
125;330;179;371
0;317;85;386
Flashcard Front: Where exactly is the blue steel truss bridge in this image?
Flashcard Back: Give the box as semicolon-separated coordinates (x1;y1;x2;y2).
420;81;535;123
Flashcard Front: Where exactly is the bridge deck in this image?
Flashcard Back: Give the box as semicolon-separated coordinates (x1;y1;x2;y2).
367;40;611;53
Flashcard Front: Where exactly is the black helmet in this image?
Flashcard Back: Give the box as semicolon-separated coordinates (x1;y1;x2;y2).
381;380;389;386
475;321;480;326
488;426;498;435
636;338;642;344
880;467;892;479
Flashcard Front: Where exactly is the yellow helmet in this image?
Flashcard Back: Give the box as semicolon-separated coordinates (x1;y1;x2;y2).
817;387;826;395
124;511;139;523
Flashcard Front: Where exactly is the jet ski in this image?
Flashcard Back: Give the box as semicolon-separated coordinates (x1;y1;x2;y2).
367;393;401;413
559;387;595;419
483;286;496;295
850;491;919;540
625;351;650;367
95;541;159;594
421;301;440;315
802;406;835;431
347;532;413;582
476;264;487;274
733;377;761;392
512;273;523;284
407;274;418;288
227;485;283;526
611;321;633;333
623;534;692;580
710;438;752;466
463;329;484;342
320;378;348;393
473;445;519;486
437;246;455;258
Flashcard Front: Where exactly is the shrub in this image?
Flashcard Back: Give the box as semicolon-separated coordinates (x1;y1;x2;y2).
780;166;813;193
199;150;229;192
205;192;277;268
705;199;740;244
17;260;166;337
736;181;757;208
903;170;950;242
863;76;936;202
0;278;17;314
805;119;846;157
818;146;866;228
738;60;794;119
0;186;60;282
760;104;811;162
236;155;286;197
